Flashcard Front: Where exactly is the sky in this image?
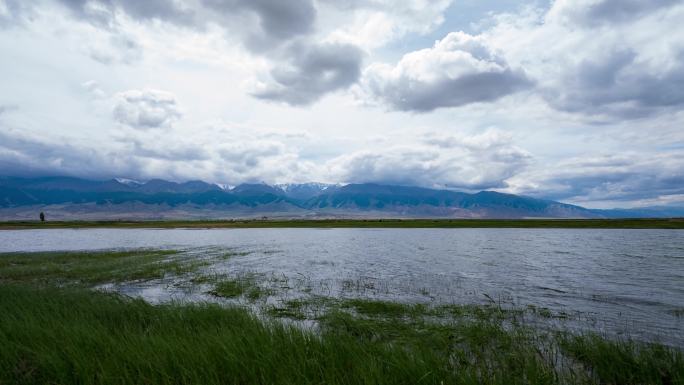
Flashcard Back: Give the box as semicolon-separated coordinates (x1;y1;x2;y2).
0;0;683;209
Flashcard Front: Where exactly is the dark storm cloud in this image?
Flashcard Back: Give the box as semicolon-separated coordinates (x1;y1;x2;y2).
364;32;533;112
252;41;364;106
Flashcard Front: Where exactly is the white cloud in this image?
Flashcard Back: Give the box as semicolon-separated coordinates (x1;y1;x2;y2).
321;0;453;49
327;129;532;190
362;31;532;111
112;89;182;129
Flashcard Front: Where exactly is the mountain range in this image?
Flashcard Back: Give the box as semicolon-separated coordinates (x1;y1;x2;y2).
0;176;681;220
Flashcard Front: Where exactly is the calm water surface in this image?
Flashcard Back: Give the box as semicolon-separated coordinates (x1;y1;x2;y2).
1;228;683;345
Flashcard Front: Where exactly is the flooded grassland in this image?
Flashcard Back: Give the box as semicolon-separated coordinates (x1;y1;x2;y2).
0;228;683;384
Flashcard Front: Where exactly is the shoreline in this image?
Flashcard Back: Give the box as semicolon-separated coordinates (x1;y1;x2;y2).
1;218;683;230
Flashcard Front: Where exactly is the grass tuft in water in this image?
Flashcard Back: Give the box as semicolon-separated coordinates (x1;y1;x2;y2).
339;298;427;319
208;274;273;301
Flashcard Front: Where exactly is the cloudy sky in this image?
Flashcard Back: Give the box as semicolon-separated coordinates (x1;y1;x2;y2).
0;0;683;208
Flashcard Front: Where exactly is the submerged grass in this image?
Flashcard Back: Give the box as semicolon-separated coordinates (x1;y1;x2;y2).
339;298;428;318
209;278;249;298
0;249;204;286
206;273;273;301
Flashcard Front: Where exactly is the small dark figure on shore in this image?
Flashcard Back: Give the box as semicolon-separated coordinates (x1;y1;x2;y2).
39;212;45;222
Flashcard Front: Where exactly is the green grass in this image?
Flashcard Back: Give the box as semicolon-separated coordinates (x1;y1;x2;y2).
0;285;550;385
559;334;684;384
0;249;202;286
1;218;683;229
2;285;682;384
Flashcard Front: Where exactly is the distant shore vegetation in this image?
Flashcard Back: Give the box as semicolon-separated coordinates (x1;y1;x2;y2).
0;217;683;230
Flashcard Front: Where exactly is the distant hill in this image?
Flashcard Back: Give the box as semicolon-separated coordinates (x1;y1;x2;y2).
276;183;338;200
306;184;597;218
0;176;680;220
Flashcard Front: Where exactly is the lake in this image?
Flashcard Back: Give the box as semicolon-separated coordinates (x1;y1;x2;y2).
1;227;683;346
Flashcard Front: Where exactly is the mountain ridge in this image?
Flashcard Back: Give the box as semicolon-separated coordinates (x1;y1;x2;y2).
0;176;680;220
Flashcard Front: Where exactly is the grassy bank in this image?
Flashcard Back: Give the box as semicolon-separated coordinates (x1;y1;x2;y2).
1;250;683;384
2;285;683;385
1;217;683;229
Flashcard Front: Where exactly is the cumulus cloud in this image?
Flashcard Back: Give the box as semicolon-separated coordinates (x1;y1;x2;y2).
362;32;532;112
112;89;181;129
327;130;532;190
252;41;364;105
321;0;453;49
